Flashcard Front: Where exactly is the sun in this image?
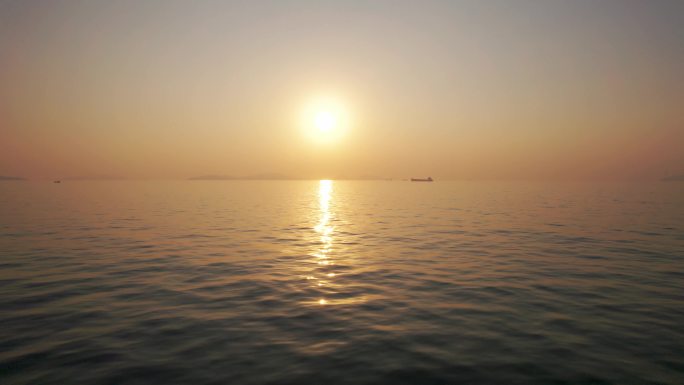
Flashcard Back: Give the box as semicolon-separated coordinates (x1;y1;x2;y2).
302;97;349;143
314;110;337;133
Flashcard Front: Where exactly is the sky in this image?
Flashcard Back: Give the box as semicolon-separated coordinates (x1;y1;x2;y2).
1;0;683;180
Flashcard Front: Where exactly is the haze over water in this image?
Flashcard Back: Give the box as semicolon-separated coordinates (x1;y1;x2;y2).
1;180;683;384
2;0;683;180
2;0;684;383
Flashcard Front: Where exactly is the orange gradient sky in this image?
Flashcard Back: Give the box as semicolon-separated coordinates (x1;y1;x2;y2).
1;0;683;180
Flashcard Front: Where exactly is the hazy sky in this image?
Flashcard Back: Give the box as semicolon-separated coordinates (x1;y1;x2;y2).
1;0;682;180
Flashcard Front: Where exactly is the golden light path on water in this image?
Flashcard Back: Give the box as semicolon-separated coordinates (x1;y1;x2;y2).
307;179;371;306
314;180;334;305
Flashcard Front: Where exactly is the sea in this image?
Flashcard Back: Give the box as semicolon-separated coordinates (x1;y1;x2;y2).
1;180;683;385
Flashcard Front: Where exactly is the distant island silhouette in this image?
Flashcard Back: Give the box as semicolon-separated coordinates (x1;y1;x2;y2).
63;175;126;181
189;173;392;181
0;175;25;181
662;174;684;181
189;173;296;180
334;174;388;180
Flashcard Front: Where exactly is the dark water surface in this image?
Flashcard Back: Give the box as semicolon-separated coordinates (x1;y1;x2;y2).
1;181;683;384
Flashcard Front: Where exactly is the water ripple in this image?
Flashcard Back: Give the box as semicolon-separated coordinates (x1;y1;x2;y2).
0;181;683;384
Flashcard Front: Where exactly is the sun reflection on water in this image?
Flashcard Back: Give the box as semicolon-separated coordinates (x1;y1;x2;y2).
314;180;334;304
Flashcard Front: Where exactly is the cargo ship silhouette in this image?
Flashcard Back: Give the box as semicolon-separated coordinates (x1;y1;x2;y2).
410;177;433;182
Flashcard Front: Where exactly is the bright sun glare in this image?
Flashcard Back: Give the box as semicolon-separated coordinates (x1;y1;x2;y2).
302;97;348;143
314;111;337;133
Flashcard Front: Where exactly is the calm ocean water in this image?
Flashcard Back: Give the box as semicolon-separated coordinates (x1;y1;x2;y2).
1;180;683;384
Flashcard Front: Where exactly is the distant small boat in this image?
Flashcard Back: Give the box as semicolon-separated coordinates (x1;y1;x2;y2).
411;177;433;182
53;180;61;184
